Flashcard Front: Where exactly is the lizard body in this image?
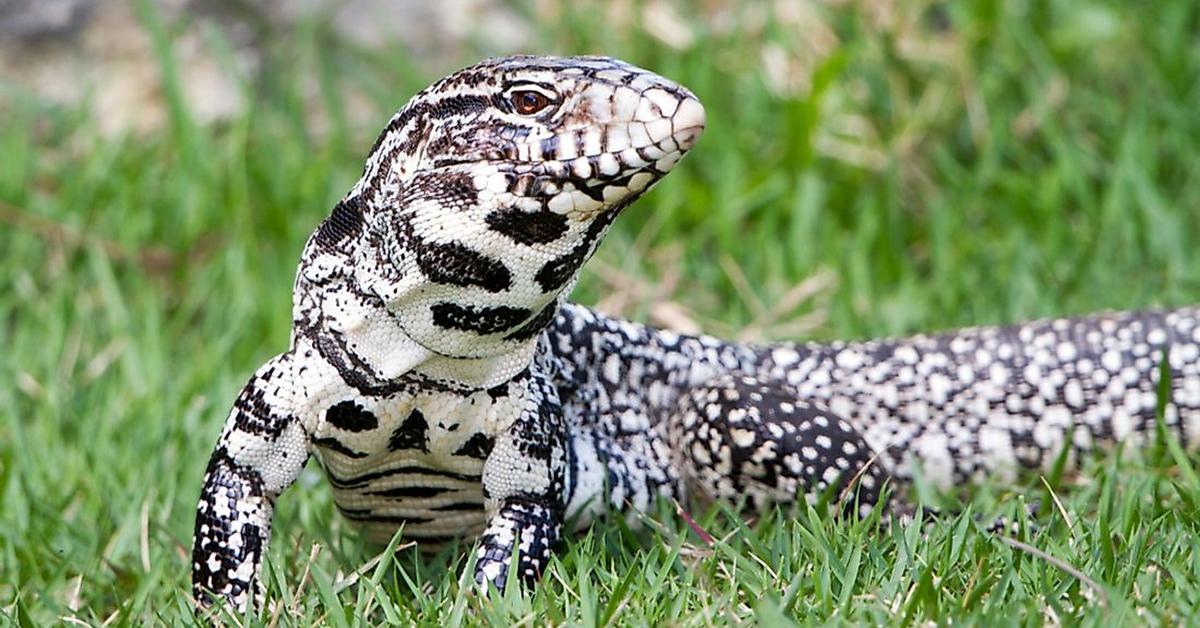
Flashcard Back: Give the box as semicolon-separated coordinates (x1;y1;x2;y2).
191;55;1200;611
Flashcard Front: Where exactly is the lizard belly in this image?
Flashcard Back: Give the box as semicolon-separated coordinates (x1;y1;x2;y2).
310;392;500;545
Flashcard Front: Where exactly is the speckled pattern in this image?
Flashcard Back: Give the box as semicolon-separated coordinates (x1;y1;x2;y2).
191;55;1200;611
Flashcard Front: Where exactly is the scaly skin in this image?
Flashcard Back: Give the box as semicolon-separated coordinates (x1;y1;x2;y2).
191;55;1200;611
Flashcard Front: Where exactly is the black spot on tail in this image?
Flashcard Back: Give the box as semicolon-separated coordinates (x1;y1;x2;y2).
486;208;569;245
388;409;430;452
325;400;379;432
431;303;532;335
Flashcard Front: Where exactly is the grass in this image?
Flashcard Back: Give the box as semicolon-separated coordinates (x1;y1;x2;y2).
2;0;1199;624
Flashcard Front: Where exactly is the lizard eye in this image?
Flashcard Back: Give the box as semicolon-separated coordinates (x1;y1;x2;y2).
510;89;553;115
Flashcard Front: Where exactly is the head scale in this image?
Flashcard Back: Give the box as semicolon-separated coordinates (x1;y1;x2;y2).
351;55;706;360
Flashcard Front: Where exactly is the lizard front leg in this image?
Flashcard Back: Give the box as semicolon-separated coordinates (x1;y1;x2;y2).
474;370;569;592
192;354;309;611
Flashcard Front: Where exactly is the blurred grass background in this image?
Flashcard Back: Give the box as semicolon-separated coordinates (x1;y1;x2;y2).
2;0;1199;624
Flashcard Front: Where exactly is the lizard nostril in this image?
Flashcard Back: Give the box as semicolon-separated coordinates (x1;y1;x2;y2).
674;126;703;151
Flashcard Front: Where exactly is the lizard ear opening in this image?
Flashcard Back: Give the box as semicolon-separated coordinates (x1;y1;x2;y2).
313;195;366;249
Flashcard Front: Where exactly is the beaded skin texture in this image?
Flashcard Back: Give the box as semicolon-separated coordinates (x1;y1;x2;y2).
191;55;1200;611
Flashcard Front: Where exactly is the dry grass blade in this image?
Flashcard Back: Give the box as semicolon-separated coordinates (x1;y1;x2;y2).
766;268;837;323
995;535;1108;608
836;450;883;511
139;499;152;574
1040;476;1076;540
673;498;716;546
332;539;417;594
276;543;323;625
719;254;768;322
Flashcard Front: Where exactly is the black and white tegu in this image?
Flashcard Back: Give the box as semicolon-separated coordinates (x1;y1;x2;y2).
191;55;1200;611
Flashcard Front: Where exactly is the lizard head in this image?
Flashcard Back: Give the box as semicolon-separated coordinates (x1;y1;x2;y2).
352;55;705;361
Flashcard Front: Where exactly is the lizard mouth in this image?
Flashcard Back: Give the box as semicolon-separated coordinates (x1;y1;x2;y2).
417;150;678;225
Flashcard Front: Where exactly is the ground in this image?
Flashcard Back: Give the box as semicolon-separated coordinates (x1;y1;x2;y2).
2;0;1200;624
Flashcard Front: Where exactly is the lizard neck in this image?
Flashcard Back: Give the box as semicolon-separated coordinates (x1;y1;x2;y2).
332;302;543;389
294;214;551;391
338;180;585;369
